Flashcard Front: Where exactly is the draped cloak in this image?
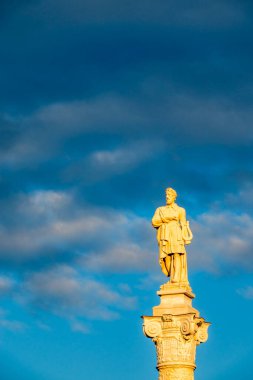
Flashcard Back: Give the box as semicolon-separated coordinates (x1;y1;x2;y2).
152;204;186;258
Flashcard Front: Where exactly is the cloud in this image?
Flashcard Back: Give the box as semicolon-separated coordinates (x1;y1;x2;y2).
0;276;15;295
0;308;26;332
31;0;245;27
30;97;144;133
1;0;253;346
1;185;253;329
161;94;253;145
0;96;156;169
70;319;89;334
189;210;253;274
0;319;26;332
65;139;165;183
2;90;253;172
77;195;253;277
237;286;253;300
224;184;253;213
82;243;155;273
28;93;253;147
0;0;36;23
89;140;162;173
0;189;157;269
0;189;110;260
21;265;137;321
2;186;253;278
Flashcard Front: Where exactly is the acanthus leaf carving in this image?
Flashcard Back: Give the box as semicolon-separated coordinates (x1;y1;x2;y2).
194;318;210;344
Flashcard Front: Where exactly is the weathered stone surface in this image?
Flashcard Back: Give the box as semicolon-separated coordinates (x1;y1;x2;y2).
143;284;210;380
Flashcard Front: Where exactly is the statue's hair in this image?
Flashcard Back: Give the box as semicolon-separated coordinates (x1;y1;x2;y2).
165;187;177;198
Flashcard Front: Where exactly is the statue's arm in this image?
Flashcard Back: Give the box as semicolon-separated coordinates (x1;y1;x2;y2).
152;208;163;228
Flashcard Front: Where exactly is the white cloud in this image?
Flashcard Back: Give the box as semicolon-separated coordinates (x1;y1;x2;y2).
0;189;157;269
189;210;253;273
82;243;155;273
22;265;137;321
88;140;164;178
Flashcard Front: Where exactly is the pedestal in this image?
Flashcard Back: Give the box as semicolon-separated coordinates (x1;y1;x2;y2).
142;282;210;380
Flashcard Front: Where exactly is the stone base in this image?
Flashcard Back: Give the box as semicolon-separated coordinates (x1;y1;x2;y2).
153;282;199;317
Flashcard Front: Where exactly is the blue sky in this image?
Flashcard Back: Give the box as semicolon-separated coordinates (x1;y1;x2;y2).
0;1;253;379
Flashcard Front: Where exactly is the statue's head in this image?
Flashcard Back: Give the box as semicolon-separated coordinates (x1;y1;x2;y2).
165;187;177;205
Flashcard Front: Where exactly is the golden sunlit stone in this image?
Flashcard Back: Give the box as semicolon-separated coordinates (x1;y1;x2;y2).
142;187;210;380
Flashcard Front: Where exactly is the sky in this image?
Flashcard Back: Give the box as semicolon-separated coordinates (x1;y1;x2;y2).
0;0;253;379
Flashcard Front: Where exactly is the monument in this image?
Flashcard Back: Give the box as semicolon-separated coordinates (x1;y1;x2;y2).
142;187;210;380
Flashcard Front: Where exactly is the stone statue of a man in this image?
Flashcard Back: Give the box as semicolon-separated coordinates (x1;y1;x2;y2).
152;187;193;285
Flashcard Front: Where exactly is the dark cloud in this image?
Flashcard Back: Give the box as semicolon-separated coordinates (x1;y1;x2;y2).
0;0;36;22
0;0;253;112
1;89;252;214
0;0;253;333
25;0;247;27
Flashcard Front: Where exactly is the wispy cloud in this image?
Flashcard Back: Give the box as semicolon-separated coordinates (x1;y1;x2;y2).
237;286;253;299
0;318;26;332
89;140;162;173
81;242;155;273
0;308;26;332
0;276;15;295
2;90;253;172
21;265;137;321
0;189;156;266
31;0;245;27
189;209;253;274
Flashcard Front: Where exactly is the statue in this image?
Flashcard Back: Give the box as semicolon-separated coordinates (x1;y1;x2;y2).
152;187;193;285
143;188;210;380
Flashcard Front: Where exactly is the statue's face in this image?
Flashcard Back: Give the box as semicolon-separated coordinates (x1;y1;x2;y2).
166;191;176;205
